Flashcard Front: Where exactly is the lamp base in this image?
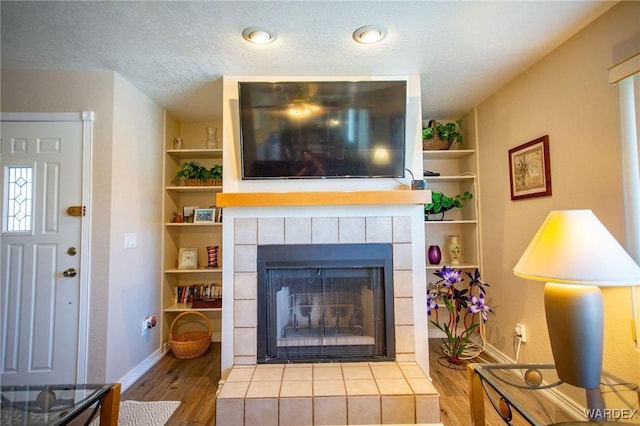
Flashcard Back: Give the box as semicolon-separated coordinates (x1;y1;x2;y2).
544;282;605;419
544;282;603;388
585;388;606;421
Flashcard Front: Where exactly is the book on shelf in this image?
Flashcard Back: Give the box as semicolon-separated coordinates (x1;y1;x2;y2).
174;283;222;307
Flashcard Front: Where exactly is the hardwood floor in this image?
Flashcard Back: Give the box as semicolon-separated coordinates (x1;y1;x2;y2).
429;349;491;425
121;343;221;425
118;340;568;425
427;341;513;425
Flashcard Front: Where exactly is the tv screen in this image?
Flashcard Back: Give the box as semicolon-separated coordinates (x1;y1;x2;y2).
238;80;407;179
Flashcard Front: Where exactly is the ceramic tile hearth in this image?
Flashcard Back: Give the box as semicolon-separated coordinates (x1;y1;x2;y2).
216;361;440;425
216;213;440;424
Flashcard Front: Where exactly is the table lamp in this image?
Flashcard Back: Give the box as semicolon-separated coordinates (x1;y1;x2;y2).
513;210;640;420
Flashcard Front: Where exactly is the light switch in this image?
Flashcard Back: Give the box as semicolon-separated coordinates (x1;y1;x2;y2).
125;233;136;249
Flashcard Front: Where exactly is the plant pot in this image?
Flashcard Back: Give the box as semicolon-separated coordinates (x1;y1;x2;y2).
425;212;446;221
183;178;222;186
423;138;452;151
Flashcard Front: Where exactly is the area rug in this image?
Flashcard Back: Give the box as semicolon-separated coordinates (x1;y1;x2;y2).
90;400;181;426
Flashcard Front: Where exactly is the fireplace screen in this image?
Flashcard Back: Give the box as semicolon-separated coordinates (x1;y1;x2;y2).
257;244;395;363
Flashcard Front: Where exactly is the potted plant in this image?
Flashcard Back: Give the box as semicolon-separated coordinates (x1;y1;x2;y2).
422;119;463;150
210;164;222;181
427;266;493;365
424;191;472;221
175;161;222;186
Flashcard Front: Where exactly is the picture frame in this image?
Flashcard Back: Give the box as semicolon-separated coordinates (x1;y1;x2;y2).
215;207;223;223
178;247;198;270
508;135;552;200
193;208;215;223
182;205;198;223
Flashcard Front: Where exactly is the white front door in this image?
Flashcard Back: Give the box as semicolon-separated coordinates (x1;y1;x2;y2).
1;113;91;385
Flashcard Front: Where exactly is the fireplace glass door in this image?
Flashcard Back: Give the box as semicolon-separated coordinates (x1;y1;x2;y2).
257;244;394;363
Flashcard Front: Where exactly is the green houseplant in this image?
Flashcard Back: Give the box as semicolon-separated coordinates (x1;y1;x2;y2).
422;119;464;150
175;161;222;186
424;191;472;220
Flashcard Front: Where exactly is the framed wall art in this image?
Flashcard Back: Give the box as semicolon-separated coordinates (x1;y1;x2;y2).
508;135;552;200
193;208;215;223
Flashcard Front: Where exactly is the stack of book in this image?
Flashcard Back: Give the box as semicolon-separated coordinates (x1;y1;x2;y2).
175;283;222;308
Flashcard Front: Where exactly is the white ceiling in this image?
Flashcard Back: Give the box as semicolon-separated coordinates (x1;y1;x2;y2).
1;1;615;123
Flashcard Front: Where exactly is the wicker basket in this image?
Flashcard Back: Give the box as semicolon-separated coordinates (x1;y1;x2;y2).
184;178;222;187
422;119;453;151
169;311;212;359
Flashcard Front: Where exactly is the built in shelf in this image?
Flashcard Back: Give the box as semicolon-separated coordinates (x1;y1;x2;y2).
426;263;479;271
165;185;222;192
165;222;222;227
422;149;474;159
424;175;476;183
424;220;478;225
164;303;222;312
164;268;222;274
166;148;223;159
216;190;430;207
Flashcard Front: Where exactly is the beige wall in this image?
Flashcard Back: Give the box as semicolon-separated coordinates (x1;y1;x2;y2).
106;73;164;381
475;0;640;383
1;69;165;383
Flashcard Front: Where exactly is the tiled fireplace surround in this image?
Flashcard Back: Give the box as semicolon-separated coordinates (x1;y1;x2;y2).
215;208;441;425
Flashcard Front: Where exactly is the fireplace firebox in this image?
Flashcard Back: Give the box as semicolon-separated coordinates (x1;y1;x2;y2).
257;244;395;363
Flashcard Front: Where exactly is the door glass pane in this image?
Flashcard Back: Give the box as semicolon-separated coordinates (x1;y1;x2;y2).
4;166;33;232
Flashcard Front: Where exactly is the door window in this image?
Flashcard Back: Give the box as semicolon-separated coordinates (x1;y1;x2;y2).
3;165;33;232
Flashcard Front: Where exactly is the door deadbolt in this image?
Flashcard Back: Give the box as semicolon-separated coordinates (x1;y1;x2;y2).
66;206;86;217
67;247;77;256
63;268;77;278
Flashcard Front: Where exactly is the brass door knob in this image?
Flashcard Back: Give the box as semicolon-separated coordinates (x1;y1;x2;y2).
63;268;77;278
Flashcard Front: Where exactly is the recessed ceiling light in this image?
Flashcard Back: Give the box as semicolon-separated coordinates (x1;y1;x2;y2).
242;27;277;44
353;25;387;44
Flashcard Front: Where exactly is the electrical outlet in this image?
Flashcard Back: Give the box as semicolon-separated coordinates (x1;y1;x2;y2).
514;323;527;343
141;315;157;336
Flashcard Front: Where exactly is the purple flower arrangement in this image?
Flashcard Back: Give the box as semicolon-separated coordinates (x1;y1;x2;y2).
427;266;493;364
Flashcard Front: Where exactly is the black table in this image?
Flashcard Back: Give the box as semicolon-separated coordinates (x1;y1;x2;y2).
0;383;120;425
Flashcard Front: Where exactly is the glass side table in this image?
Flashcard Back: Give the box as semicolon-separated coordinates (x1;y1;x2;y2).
468;363;640;425
0;383;120;425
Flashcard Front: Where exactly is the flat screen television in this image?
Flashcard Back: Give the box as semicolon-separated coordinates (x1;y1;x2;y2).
238;80;407;179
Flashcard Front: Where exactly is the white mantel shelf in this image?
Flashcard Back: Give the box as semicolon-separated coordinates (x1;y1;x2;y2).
216;190;430;207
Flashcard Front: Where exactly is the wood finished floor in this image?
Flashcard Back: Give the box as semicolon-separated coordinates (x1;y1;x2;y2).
117;340;571;425
120;343;221;425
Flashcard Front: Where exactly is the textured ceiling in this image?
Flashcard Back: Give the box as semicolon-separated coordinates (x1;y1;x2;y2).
1;1;614;122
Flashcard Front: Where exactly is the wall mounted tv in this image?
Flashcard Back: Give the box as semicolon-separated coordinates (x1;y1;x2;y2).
238;80;407;179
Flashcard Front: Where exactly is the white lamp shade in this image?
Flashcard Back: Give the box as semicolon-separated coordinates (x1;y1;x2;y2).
513;210;640;286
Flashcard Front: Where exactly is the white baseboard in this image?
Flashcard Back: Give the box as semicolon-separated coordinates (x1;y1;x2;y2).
481;341;515;363
118;346;168;392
